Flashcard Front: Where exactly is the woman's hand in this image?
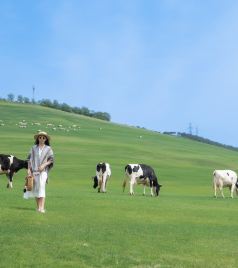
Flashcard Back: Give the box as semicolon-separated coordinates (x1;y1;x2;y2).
38;160;53;172
38;164;45;172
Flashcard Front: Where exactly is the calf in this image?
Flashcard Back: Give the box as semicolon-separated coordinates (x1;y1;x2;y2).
92;162;111;193
0;154;28;188
123;164;162;196
213;170;238;198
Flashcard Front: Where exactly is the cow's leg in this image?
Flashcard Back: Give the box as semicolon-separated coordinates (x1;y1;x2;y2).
230;185;235;198
105;176;108;192
6;171;13;188
101;174;107;193
143;185;146;196
129;177;136;195
149;177;154;197
98;177;102;193
213;182;217;198
152;187;157;196
219;186;225;198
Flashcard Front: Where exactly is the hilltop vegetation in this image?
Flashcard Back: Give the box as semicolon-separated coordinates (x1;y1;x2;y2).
0;94;111;121
0;102;238;268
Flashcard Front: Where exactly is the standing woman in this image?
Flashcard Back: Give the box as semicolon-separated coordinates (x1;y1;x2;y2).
25;131;54;213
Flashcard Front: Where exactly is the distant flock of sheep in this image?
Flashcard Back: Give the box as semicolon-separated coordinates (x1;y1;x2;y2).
0;119;81;133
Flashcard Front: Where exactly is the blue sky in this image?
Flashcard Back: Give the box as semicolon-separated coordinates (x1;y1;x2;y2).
1;0;238;146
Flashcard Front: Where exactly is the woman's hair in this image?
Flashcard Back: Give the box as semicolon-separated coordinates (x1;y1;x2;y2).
35;138;50;146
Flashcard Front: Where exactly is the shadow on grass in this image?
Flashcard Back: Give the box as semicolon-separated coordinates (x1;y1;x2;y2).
11;206;35;211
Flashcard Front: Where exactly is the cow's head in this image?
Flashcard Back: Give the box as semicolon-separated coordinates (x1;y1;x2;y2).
92;176;98;189
96;163;106;175
155;184;162;196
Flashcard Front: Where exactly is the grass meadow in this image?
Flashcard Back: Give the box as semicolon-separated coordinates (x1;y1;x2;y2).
0;102;238;268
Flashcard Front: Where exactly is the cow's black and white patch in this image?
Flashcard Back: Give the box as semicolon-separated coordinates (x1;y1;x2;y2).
92;162;111;193
123;164;162;196
0;154;28;188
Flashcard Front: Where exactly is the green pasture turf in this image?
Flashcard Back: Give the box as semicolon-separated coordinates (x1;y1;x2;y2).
0;102;238;268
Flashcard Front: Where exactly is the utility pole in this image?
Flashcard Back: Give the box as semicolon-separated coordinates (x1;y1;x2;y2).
188;122;193;135
32;85;35;103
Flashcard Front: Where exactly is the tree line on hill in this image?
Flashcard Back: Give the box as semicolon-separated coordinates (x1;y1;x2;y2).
163;131;238;152
0;93;111;121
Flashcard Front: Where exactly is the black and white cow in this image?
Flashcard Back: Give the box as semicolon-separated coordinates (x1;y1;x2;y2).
0;154;28;188
123;164;162;196
92;162;111;193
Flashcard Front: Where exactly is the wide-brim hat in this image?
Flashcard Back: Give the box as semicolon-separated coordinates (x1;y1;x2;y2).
34;131;50;141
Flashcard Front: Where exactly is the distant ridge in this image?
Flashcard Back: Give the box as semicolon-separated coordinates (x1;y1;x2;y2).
163;131;238;152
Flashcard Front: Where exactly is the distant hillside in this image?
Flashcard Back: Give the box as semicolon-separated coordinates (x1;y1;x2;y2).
163;131;238;152
1;99;237;154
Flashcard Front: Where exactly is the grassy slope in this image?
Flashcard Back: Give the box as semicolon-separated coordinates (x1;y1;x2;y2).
0;102;238;268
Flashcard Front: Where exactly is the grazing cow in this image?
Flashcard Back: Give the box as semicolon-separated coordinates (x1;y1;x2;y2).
123;164;162;196
0;154;28;188
213;170;238;198
92;162;111;193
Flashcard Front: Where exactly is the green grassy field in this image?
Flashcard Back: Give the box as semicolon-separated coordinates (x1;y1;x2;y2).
0;102;238;268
